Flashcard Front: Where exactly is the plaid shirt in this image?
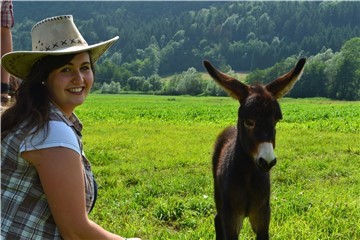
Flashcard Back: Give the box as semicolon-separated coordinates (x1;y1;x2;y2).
1;104;96;239
1;0;14;28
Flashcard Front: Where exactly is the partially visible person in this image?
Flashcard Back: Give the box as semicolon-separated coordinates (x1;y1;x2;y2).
1;0;14;106
8;75;21;99
1;15;141;240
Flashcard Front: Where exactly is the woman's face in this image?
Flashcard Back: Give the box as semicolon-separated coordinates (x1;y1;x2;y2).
46;52;94;117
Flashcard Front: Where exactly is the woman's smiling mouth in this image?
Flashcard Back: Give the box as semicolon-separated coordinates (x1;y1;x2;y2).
67;87;84;93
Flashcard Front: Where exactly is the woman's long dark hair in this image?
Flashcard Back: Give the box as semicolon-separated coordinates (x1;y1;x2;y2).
1;52;95;139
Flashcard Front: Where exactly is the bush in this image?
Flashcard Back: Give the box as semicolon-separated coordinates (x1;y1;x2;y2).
100;81;121;94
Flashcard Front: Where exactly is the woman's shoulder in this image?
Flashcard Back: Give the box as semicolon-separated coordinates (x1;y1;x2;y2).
20;121;81;155
47;121;77;138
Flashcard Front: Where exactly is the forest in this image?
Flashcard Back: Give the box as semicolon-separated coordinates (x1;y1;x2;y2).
12;1;360;100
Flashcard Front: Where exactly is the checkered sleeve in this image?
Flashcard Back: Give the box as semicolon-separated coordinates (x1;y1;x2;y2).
1;0;14;28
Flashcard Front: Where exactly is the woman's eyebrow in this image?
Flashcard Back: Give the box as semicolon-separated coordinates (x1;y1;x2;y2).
66;61;91;66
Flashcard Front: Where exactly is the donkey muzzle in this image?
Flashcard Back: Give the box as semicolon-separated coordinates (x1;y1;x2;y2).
255;142;277;172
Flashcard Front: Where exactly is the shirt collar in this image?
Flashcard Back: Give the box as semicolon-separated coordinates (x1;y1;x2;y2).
49;102;83;136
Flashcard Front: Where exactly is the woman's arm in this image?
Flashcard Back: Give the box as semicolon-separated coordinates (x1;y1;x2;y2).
22;147;130;240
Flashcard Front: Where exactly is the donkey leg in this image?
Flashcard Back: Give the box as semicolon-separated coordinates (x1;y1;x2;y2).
215;214;224;240
215;214;237;240
249;203;270;240
220;210;243;240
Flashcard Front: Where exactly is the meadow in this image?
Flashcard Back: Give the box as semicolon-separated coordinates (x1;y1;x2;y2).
76;94;360;239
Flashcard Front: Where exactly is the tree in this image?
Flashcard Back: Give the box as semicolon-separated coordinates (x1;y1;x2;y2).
148;74;163;92
324;52;344;99
95;59;117;84
294;49;334;98
335;38;360;100
136;36;161;77
204;80;226;96
100;81;121;94
326;38;360;100
177;67;204;95
127;76;146;91
162;74;181;95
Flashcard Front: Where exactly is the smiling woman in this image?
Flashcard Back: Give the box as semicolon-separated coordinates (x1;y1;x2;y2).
45;52;94;117
1;15;140;240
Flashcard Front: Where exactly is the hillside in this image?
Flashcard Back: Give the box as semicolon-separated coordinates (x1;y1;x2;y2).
10;1;360;100
13;1;360;73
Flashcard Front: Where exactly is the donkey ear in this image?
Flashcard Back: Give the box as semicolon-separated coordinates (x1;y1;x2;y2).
266;58;306;99
203;60;249;101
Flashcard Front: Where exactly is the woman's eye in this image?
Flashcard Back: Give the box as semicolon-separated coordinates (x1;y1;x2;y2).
60;67;71;73
244;119;255;129
81;66;91;71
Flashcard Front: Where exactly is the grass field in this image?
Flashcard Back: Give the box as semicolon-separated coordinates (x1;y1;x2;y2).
76;94;360;239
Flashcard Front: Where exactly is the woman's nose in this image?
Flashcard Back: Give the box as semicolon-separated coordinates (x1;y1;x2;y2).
72;70;84;83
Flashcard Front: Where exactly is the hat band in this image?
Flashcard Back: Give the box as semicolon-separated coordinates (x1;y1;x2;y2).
33;37;87;52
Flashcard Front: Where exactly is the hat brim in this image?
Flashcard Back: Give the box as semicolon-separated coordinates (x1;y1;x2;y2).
1;36;119;80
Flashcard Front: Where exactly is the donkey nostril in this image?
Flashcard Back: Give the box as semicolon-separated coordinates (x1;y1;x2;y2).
258;158;267;168
257;157;276;171
269;158;277;168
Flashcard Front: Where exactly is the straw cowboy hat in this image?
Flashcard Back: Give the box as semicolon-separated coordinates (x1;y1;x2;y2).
1;15;119;80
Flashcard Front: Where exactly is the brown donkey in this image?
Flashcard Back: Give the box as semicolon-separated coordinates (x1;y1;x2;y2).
203;58;306;240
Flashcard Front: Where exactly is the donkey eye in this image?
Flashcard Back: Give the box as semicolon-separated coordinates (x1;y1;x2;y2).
244;119;256;129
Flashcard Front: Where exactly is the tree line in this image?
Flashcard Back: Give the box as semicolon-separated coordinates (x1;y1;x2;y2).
13;1;360;100
247;38;360;101
94;37;360;101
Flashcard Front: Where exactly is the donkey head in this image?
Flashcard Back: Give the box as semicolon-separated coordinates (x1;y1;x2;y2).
204;59;306;172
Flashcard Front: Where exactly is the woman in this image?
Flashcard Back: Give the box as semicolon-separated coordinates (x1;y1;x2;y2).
1;15;140;240
1;0;14;105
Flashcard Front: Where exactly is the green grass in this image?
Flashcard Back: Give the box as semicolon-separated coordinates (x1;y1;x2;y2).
76;94;360;239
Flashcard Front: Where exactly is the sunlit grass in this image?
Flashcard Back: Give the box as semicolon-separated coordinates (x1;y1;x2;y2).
76;94;360;239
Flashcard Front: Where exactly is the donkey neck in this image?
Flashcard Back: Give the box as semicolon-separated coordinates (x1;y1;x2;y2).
233;135;259;174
